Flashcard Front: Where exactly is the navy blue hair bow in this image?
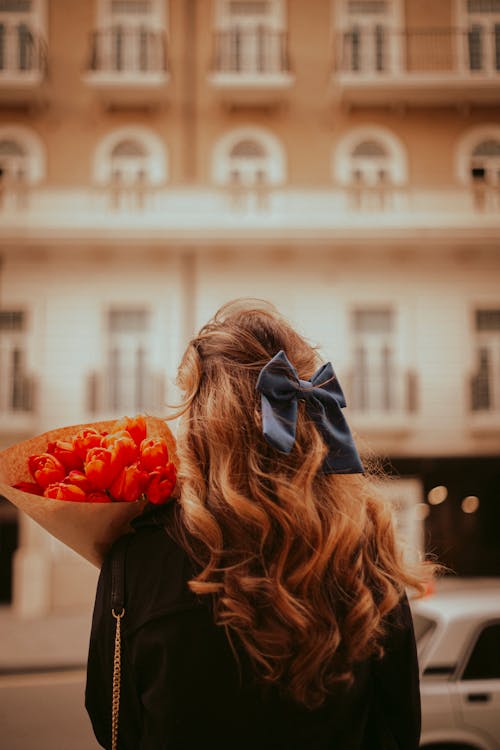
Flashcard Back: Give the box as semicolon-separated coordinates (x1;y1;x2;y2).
255;350;364;474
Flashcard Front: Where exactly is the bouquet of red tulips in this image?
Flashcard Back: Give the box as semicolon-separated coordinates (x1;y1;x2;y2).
14;415;176;505
0;415;177;567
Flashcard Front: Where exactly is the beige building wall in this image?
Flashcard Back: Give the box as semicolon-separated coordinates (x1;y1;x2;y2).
0;0;499;616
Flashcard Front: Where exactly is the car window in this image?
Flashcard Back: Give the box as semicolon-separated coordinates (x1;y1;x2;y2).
412;613;437;662
462;623;500;681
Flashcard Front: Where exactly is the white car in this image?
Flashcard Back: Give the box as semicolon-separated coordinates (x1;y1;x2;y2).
411;579;500;750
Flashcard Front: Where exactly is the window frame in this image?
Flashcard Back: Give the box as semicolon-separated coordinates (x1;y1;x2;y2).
333;125;408;186
93;126;167;185
212;126;286;186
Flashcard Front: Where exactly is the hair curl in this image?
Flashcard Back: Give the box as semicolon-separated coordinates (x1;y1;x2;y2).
170;299;433;709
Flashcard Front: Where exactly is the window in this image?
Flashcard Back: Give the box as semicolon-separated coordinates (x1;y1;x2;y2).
350;309;396;412
0;0;44;75
0;309;34;413
334;127;406;210
471;308;500;411
470;139;500;185
464;0;500;72
456;126;500;211
213;0;288;74
107;307;151;412
91;0;166;73
213;127;286;189
462;623;500;680
0;126;44;208
336;0;402;74
94;127;167;209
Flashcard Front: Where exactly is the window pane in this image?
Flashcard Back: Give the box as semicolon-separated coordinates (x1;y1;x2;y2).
0;310;24;331
0;1;32;12
108;309;148;333
462;623;500;680
468;26;483;70
347;1;388;14
476;309;500;331
111;140;147;158
352;140;387;158
229;2;270;16
353;309;393;333
111;1;151;14
467;0;500;13
230;139;266;158
472;139;500;157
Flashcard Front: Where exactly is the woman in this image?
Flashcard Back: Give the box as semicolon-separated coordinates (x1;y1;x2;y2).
86;299;430;749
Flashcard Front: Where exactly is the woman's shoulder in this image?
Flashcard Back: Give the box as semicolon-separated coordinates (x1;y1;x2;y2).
109;502;201;633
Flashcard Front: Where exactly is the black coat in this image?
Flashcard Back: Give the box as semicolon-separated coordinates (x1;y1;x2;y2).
85;504;421;750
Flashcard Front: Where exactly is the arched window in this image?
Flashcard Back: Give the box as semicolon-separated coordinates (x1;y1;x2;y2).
93;126;167;209
456;126;500;212
0;125;44;208
110;139;149;186
213;127;286;188
334;127;406;210
470;139;500;186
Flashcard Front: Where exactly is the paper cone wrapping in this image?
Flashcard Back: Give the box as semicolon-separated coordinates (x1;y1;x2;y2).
0;417;177;569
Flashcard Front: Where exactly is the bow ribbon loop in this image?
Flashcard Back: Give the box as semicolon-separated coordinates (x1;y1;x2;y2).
256;351;363;475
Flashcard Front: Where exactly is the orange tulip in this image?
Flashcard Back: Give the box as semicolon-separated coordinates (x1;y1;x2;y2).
145;463;177;505
109;463;148;503
139;437;169;472
74;428;103;460
28;453;66;489
115;415;147;447
47;440;83;471
84;447;120;491
66;470;93;493
44;482;87;502
102;431;139;468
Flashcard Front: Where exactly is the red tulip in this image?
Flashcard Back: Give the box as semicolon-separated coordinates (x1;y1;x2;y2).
87;491;112;503
115;415;147;447
139;437;169;472
28;453;66;489
109;463;148;503
66;470;93;493
145;463;177;505
102;431;139;468
47;440;83;471
13;481;44;496
84;447;120;490
44;482;87;502
73;428;103;460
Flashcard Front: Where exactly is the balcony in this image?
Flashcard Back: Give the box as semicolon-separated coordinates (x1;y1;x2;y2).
468;370;500;434
86;369;166;418
345;368;418;435
0;372;38;437
332;28;500;108
0;28;47;107
209;27;294;107
83;27;170;108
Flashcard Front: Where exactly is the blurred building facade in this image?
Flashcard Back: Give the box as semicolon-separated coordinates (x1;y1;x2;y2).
0;0;499;616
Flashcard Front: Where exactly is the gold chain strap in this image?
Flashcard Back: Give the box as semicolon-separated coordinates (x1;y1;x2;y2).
111;607;125;750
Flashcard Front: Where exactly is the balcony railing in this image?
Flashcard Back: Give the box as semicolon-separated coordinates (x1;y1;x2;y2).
86;369;166;416
333;28;500;106
209;27;294;105
0;371;36;420
212;27;290;75
87;27;168;75
346;369;418;415
0;27;46;78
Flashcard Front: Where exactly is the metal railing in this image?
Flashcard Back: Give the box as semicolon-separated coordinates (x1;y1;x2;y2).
87;27;168;74
0;27;47;76
212;27;290;75
0;372;36;414
347;369;418;414
470;371;499;412
87;369;165;415
334;27;500;75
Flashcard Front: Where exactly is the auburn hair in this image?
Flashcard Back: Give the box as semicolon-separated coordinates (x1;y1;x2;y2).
171;299;431;709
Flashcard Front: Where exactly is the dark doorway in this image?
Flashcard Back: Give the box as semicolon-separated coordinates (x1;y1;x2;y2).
0;498;18;603
388;456;500;577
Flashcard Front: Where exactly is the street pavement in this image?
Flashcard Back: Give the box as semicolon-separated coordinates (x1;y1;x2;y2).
0;605;100;749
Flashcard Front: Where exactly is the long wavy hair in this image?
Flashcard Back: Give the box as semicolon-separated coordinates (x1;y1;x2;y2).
171;299;431;709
